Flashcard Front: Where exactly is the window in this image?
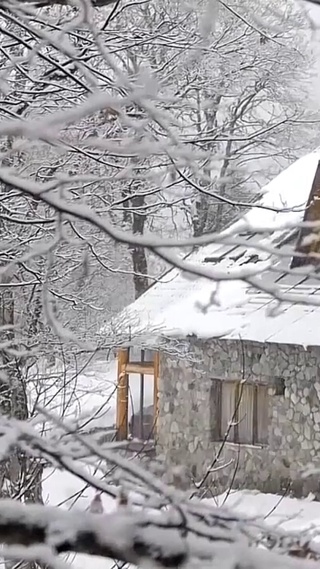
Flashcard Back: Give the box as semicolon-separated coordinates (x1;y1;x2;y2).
210;380;268;445
128;346;154;363
274;377;285;396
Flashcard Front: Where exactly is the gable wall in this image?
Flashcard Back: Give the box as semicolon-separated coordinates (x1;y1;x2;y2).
157;338;320;497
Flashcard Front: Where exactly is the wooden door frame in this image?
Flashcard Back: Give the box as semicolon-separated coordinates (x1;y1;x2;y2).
116;348;159;440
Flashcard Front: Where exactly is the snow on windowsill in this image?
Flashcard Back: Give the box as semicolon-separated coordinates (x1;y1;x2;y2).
213;441;266;450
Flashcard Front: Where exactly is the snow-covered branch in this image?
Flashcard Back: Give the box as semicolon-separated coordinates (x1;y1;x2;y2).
0;0;317;11
0;499;155;563
0;0;117;6
0;499;317;569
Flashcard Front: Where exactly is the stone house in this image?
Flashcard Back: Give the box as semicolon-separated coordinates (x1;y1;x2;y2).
113;149;320;496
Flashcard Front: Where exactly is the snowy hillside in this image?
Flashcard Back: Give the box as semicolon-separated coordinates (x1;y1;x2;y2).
26;357;154;433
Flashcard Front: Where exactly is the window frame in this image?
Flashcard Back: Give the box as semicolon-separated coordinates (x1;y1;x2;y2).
210;379;269;446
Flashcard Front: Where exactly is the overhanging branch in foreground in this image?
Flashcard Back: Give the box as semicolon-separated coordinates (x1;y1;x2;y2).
0;0;117;5
0;0;317;10
0;499;317;569
0;499;178;565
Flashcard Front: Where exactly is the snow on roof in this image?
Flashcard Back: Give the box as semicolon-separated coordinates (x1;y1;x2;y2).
114;149;320;347
233;149;320;233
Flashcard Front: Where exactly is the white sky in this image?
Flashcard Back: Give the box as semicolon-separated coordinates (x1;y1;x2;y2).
304;2;320;109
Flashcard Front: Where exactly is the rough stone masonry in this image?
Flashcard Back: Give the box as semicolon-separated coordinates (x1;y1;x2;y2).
156;338;320;498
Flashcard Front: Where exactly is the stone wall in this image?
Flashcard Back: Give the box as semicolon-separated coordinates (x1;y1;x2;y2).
156;339;320;497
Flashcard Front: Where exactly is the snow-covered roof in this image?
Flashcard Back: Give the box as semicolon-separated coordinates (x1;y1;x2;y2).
114;149;320;347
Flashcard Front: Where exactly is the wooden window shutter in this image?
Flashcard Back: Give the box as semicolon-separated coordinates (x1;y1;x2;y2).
210;379;222;440
237;384;254;444
221;382;237;441
256;385;269;445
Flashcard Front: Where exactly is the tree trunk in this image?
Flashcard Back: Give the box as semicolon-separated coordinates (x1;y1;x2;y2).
130;194;149;299
0;210;45;569
192;93;222;237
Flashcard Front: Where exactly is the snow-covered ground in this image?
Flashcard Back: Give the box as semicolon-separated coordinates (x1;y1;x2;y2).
213;490;320;536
